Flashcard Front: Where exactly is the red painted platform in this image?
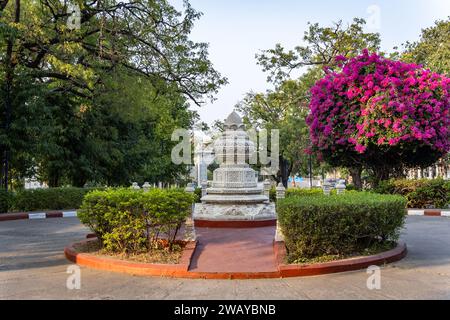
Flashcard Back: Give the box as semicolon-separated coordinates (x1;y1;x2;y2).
189;226;277;273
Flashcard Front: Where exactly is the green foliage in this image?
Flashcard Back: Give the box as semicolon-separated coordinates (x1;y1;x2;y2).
401;17;450;74
277;192;406;261
241;18;382;184
256;18;381;84
269;187;276;202
237;79;315;185
374;178;450;208
270;187;324;202
12;187;98;212
0;189;11;213
0;0;226;189
286;188;323;198
194;187;202;203
78;188;194;254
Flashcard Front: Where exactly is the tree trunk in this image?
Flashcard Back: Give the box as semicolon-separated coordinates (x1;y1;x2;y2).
48;172;60;188
349;166;363;190
72;175;87;188
371;166;391;188
279;156;292;188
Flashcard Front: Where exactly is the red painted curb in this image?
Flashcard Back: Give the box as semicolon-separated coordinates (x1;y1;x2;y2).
64;239;198;277
194;219;277;228
424;210;442;216
65;237;407;279
274;241;407;278
0;212;29;221
46;211;63;218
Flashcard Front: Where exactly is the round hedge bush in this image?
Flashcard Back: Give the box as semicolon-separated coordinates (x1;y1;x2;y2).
78;188;194;253
277;192;406;262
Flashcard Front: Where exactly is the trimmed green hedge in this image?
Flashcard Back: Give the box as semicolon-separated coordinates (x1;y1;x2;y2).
11;187;100;212
78;188;194;253
270;186;325;202
374;178;450;208
277;192;406;262
0;187;105;213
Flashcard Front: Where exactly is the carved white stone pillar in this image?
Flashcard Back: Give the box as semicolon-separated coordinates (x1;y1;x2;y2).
184;216;196;241
263;179;271;199
131;182;140;190
275;183;286;242
323;179;332;196
184;182;195;193
201;180;208;197
276;183;285;199
142;182;151;192
336;180;346;195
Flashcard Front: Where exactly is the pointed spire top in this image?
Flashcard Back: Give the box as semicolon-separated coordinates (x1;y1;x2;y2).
224;111;244;130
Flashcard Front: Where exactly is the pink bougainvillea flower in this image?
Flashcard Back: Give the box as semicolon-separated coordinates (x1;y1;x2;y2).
307;51;450;158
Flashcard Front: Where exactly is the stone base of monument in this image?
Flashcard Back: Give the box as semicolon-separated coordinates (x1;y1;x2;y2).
193;202;277;228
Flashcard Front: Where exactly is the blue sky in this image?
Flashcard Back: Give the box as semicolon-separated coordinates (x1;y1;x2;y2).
170;0;450;125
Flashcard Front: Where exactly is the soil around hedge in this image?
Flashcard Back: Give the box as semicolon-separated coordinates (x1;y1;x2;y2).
286;241;397;264
73;239;185;264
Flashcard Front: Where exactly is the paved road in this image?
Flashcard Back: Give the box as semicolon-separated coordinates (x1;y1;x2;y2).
0;216;449;299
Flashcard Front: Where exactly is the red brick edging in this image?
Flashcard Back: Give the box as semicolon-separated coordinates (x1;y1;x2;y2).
64;238;407;279
64;239;198;277
274;241;407;277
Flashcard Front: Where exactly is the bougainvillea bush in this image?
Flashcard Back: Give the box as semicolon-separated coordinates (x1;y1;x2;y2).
307;50;450;183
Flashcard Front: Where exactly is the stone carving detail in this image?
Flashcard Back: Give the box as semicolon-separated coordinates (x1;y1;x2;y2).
224;206;244;216
194;203;276;221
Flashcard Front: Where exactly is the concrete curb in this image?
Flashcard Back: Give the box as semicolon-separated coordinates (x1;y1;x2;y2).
0;210;77;221
407;209;450;217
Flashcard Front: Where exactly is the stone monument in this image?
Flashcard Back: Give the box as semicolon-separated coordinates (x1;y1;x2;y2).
193;111;276;222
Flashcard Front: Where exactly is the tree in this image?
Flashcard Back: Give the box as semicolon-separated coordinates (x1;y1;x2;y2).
307;50;450;187
236;79;313;187
0;0;227;189
256;18;381;84
248;18;382;187
402;17;450;75
33;67;197;187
